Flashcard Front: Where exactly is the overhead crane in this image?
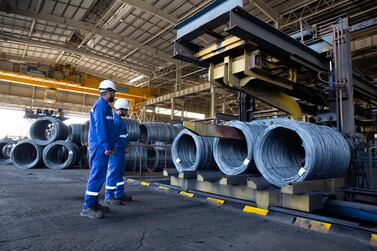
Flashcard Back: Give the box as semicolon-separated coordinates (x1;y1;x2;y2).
0;68;160;109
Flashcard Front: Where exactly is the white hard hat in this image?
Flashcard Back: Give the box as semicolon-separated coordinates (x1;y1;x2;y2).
99;79;117;92
114;98;129;110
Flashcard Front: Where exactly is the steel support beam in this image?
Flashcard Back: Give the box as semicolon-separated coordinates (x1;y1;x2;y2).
0;5;176;64
145;82;211;106
118;0;178;24
0;33;152;76
249;0;279;28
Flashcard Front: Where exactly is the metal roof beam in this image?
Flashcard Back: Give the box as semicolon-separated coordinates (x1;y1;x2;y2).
0;32;152;76
0;5;177;64
117;0;178;24
249;0;278;25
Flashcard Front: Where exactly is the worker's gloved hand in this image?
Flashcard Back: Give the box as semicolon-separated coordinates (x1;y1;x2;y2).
104;149;113;155
125;147;130;153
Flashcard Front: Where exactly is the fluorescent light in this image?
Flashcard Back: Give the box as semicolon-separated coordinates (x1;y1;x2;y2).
128;75;144;84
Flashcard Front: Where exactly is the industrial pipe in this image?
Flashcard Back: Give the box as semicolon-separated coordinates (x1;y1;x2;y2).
213;121;264;175
42;140;80;170
171;129;216;173
11;140;43;169
253;119;351;187
29;117;69;146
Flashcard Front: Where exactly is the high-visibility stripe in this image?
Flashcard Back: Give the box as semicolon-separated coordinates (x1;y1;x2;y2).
116;181;125;186
106;186;116;190
106;116;113;120
119;134;128;138
86;191;98;196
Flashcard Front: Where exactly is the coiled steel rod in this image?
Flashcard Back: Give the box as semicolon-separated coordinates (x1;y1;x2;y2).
171;129;216;173
253;120;351;187
213;121;264;175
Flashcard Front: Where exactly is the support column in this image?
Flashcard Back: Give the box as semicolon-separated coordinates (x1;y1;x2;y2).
210;83;215;119
142;104;146;123
170;97;175;120
222;100;226;113
181;100;185;121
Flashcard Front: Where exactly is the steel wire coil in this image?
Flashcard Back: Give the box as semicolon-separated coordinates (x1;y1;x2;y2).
253;119;351;187
11;140;43;169
213;121;264;175
140;122;182;144
171;129;216;173
0;139;16;165
123;118;140;141
42;141;80;170
125;142;147;172
146;144;173;172
29;117;69;146
67;124;83;146
80;120;90;146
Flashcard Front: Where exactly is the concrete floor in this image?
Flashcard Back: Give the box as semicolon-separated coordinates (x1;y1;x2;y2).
0;165;374;251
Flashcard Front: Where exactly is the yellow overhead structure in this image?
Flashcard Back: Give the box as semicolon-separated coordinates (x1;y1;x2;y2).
0;69;159;104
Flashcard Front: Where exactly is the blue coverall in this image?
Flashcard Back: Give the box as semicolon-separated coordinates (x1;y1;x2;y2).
105;112;128;200
84;96;115;209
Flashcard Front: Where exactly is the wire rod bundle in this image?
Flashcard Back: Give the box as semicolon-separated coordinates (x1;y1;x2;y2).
42;140;80;170
11;140;43;169
140;122;182;144
146;144;173;172
80;120;90;146
123;118;140;141
253;119;351;187
171;129;216;173
213;121;264;175
0;139;16;165
29;117;69;146
125;142;147;172
67;124;83;146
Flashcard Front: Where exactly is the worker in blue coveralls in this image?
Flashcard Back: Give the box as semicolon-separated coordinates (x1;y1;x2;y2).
80;79;117;219
104;98;133;205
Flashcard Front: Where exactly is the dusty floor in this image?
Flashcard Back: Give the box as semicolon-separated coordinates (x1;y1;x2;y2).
0;165;374;251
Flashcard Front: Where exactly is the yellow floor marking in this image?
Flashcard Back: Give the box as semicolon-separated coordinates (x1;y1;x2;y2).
294;217;331;233
243;205;269;216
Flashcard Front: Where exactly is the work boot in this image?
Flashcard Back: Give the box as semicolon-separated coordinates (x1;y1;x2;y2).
94;203;110;213
116;195;133;203
105;198;122;206
80;207;104;219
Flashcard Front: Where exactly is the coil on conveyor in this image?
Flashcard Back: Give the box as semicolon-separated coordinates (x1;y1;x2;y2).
29;117;69;146
171;129;216;173
140;122;183;144
42;140;80;170
67;124;83;146
80;120;90;146
125;142;147;172
0;139;17;165
146;144;173;172
253;119;351;187
11;140;44;169
123;118;140;141
213;121;265;175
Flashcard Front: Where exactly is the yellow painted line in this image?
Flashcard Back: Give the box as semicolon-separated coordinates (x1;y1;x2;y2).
294;217;331;233
243;205;269;216
127;178;136;182
207;197;225;205
179;191;194;198
140;181;150;186
158;185;170;190
370;233;377;247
